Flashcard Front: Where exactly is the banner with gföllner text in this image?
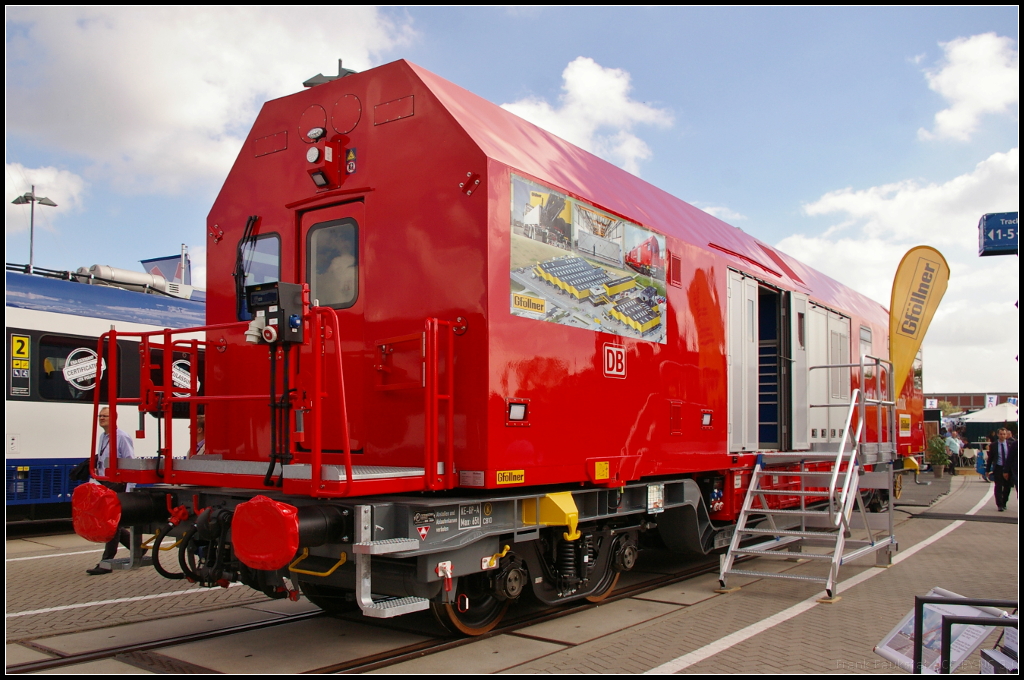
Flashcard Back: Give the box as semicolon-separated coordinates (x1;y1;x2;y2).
889;247;949;399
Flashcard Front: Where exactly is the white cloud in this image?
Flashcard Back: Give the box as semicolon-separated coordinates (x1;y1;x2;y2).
5;163;87;233
188;244;207;289
501;57;672;175
698;205;747;221
6;7;414;194
918;32;1019;142
778;148;1019;392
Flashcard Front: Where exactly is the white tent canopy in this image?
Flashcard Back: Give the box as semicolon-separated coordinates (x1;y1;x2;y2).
959;402;1019;423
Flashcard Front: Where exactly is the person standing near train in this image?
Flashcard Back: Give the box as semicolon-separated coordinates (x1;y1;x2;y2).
86;407;138;575
986;427;1018;512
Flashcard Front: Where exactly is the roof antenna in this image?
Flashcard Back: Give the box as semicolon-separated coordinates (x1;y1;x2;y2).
303;59;357;88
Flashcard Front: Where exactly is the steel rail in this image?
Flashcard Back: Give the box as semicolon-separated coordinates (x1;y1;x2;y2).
6;609;326;674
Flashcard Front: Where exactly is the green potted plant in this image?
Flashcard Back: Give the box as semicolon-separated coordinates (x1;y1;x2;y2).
926;436;950;479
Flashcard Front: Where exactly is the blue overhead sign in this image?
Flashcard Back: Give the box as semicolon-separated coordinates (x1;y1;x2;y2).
978;212;1018;257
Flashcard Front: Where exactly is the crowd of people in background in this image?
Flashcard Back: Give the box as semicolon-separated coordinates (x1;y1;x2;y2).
940;424;1019;511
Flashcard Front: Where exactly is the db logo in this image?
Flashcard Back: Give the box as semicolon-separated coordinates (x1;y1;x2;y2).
603;344;626;379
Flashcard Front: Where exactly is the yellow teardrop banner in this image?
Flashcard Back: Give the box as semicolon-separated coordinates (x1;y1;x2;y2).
889;246;949;398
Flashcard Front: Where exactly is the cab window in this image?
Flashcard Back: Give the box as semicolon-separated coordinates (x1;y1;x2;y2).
307;218;358;309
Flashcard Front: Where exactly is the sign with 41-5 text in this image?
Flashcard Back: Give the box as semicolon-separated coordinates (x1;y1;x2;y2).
978;212;1017;257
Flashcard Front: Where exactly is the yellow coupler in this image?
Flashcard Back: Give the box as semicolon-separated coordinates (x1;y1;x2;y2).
522;492;581;540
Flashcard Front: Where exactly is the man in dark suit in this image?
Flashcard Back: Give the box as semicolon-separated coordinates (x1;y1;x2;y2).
986;428;1018;512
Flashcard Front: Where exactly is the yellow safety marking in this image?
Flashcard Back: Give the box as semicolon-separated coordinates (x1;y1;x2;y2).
902;456;919;471
288;548;348;577
595;461;610;480
522;492;581;541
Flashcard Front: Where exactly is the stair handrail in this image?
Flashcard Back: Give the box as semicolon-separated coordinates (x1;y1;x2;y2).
834;419;865;526
826;388;861;525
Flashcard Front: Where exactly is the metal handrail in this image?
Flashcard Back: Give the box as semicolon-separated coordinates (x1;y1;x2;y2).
825;388;860;525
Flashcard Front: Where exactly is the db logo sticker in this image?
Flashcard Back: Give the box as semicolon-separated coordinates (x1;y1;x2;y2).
603;343;626;379
416;526;430;540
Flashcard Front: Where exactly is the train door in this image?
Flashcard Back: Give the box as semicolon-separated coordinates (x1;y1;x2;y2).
728;271;807;452
806;304;850;447
300;201;366;453
790;292;810;450
728;271;758;452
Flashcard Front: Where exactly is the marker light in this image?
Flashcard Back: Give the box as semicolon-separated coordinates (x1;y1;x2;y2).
508;403;527;421
310;170;329;187
306;147;321;163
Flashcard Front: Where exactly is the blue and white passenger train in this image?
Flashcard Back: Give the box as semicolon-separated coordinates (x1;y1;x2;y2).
5;265;205;520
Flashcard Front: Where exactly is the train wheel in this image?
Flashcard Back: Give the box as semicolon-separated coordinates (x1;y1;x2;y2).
297;581;358;615
584;572;620;603
430;573;509;636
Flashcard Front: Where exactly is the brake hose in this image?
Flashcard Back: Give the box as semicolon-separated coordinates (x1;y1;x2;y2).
152;524;185;580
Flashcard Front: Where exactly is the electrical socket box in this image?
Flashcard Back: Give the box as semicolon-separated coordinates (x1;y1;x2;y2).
245;282;305;344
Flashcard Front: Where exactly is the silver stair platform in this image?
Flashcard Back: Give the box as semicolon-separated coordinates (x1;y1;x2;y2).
720;375;899;599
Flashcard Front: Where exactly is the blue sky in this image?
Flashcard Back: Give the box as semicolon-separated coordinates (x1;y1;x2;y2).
5;7;1018;392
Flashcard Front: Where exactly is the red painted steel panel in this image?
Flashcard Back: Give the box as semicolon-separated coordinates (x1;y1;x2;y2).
171;59;915;503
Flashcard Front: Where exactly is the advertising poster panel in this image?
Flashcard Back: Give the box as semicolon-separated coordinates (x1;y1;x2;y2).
509;174;667;344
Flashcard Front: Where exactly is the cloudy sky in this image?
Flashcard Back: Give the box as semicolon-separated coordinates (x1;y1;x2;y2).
5;7;1018;393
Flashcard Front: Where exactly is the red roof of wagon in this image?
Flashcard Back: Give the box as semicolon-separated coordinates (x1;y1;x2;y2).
406;61;888;327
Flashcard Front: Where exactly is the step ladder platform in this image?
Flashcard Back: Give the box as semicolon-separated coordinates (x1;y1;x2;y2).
731;548;834;560
353;538;421;554
725;569;828;583
361;596;430;618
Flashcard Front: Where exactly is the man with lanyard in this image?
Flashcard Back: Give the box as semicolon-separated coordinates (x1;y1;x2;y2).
986;427;1018;512
86;407;140;575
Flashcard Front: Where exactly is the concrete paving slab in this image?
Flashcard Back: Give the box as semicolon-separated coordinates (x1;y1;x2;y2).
34;605;284;655
18;534;96;550
5;642;54;665
631;573;722;605
36;657;155;674
5;539;93;557
513;598;680;645
159;616;429;673
369;634;565;674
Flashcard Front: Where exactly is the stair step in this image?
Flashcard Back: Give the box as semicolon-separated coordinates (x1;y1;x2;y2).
731;548;834;560
754;471;838;476
353;538;420;554
749;508;832;516
361;596;430;618
751;489;831;496
725;569;828;583
740;528;838;539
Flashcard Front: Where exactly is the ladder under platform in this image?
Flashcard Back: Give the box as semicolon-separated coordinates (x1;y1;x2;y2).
720;374;899;599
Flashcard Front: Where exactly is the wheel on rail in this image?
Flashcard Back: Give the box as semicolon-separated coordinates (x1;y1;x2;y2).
584;571;620;603
429;572;509;636
297;581;358;615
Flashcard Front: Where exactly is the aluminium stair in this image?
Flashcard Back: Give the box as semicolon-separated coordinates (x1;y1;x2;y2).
719;376;898;599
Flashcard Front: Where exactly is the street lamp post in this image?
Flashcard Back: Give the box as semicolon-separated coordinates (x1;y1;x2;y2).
11;185;58;274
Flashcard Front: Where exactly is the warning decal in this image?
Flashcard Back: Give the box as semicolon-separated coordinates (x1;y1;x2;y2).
416;525;430;540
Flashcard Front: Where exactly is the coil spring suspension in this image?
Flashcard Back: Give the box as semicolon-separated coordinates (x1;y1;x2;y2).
557;539;578;593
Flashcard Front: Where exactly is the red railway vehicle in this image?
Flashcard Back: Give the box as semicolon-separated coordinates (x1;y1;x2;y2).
72;60;924;632
625;234;665;279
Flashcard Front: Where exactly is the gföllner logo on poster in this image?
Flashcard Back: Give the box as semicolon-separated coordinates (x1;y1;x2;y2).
603;343;626;378
512;294;545;314
897;259;939;339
